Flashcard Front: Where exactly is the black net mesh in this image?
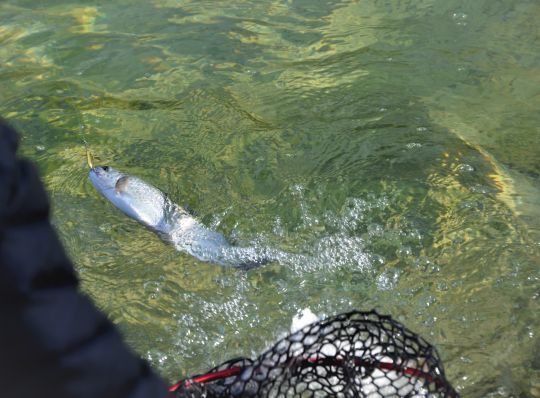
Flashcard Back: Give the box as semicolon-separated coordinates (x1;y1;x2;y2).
171;310;459;398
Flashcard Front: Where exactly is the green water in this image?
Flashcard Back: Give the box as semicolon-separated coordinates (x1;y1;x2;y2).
1;0;539;396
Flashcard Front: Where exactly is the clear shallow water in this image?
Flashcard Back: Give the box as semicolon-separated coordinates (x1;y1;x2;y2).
1;0;539;396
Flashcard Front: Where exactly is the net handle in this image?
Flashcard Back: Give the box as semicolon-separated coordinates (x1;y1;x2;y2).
169;367;242;392
169;356;444;393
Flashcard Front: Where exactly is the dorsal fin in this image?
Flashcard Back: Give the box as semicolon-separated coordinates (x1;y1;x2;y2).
115;176;130;193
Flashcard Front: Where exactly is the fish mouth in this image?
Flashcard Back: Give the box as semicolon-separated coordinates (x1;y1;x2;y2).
89;167;101;177
89;166;108;176
88;167;108;184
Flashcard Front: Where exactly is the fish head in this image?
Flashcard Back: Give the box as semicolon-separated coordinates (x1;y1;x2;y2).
89;165;166;229
89;165;124;192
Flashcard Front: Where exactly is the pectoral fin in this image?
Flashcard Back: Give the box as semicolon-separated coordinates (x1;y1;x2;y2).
115;176;130;193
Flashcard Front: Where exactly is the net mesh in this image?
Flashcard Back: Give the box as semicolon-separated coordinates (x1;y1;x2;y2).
171;310;459;397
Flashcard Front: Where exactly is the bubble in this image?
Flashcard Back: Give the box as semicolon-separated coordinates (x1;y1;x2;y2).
143;280;162;300
437;282;449;291
452;12;467;19
376;270;400;291
456;163;475;173
98;223;112;233
396;246;412;257
367;223;384;237
406;142;422;149
451;12;468;26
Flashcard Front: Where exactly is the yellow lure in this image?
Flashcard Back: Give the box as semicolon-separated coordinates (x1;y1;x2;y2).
84;140;95;169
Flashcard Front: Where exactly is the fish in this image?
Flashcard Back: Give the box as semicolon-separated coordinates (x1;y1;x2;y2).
88;165;273;268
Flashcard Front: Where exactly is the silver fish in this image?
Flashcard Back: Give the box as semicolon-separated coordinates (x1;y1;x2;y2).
89;165;272;268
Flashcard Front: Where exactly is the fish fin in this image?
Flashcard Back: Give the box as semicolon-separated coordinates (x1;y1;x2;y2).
237;257;271;271
115;176;130;193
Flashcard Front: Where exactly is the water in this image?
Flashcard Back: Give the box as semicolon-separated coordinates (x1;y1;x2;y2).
1;0;539;396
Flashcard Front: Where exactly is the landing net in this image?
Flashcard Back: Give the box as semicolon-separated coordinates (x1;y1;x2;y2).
170;310;459;397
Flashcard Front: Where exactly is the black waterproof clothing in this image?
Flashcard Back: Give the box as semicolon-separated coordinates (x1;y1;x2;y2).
0;119;169;398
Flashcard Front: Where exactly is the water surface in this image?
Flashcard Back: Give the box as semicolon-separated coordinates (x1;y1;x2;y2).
1;1;539;396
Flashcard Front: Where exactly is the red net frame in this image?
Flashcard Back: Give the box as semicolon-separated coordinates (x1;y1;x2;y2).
170;310;459;397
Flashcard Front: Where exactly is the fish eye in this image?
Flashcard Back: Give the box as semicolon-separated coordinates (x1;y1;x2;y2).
102;166;109;172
